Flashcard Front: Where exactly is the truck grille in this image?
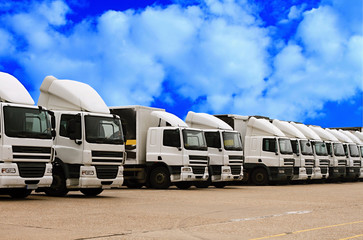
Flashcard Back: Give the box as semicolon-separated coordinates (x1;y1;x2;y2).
16;162;46;178
319;159;329;167
189;155;208;166
192;166;206;174
12;146;51;161
230;165;242;175
305;159;315;167
95;165;119;179
353;160;361;167
321;167;328;174
92;151;124;164
229;155;244;164
306;167;313;175
338;160;347;166
284;159;295;166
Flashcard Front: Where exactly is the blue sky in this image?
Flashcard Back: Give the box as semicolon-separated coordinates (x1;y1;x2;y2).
0;0;362;127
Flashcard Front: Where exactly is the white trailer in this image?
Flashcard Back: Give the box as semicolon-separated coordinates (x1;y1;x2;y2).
326;129;360;180
38;76;125;196
272;119;313;181
339;130;363;179
110;106;209;189
215;115;294;185
309;126;346;180
290;122;329;180
0;72;53;198
185;112;243;188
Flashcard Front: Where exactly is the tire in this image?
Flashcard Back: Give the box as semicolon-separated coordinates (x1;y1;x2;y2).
80;188;103;196
9;189;32;199
251;168;269;186
213;182;226;188
44;168;69;197
175;182;192;189
125;179;143;189
149;167;170;189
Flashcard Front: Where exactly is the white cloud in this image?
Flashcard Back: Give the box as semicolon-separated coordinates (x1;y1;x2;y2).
0;0;362;124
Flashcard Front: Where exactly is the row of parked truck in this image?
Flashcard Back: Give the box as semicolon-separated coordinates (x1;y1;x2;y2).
1;72;362;198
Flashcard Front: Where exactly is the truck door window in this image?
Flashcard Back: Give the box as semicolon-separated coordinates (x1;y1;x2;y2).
262;138;277;152
60;114;81;139
204;131;221;148
163;129;181;148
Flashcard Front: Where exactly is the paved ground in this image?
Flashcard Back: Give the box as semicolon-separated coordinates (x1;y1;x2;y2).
1;182;363;240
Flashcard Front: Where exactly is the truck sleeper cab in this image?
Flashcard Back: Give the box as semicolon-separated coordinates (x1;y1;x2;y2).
0;72;54;198
38;76;125;197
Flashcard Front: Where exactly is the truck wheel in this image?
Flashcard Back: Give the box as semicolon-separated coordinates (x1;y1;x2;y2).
9;189;32;199
213;182;226;188
150;167;170;189
80;188;103;196
175;182;192;189
251;168;269;186
45;169;69;197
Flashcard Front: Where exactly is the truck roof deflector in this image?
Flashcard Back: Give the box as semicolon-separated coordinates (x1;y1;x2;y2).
151;111;188;127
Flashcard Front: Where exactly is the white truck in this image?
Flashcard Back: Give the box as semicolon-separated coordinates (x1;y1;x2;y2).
339;130;363;179
185;112;244;188
326;129;360;180
37;76;125;196
0;72;54;198
110;106;209;189
272;119;312;181
290;122;328;180
309;126;347;180
215;115;294;185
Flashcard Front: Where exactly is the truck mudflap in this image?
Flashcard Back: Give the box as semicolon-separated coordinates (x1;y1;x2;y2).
78;165;124;188
291;167;308;181
269;167;293;181
328;166;346;179
0;162;53;189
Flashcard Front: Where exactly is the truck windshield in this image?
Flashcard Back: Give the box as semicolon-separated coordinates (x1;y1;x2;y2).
300;140;313;155
313;141;328;156
3;106;52;139
349;144;360;157
222;131;243;151
278;138;293;154
85;116;124;145
333;143;345;156
182;129;207;151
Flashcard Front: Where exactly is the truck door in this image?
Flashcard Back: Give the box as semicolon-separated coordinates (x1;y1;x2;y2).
159;128;183;166
205;131;223;170
55;113;84;168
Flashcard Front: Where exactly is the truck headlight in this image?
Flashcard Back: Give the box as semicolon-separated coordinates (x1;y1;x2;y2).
222;168;231;173
1;168;16;174
46;168;53;174
278;169;285;174
181;167;192;172
81;170;95;176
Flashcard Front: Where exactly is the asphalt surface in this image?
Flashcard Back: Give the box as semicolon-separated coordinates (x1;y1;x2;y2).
1;182;363;240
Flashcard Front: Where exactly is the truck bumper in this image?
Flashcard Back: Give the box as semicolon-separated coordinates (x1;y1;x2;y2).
78;166;124;189
172;166;209;182
291;167;308;181
269;167;293;181
0;162;53;189
360;168;363;178
328;167;346;179
346;167;360;179
311;167;323;179
211;166;243;182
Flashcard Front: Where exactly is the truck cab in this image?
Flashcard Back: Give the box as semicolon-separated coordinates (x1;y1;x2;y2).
185;112;244;188
290;122;329;180
309;126;346;180
38;76;124;196
339;130;363;179
272;119;311;181
0;72;54;198
216;115;294;185
111;106;209;189
327;129;360;180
